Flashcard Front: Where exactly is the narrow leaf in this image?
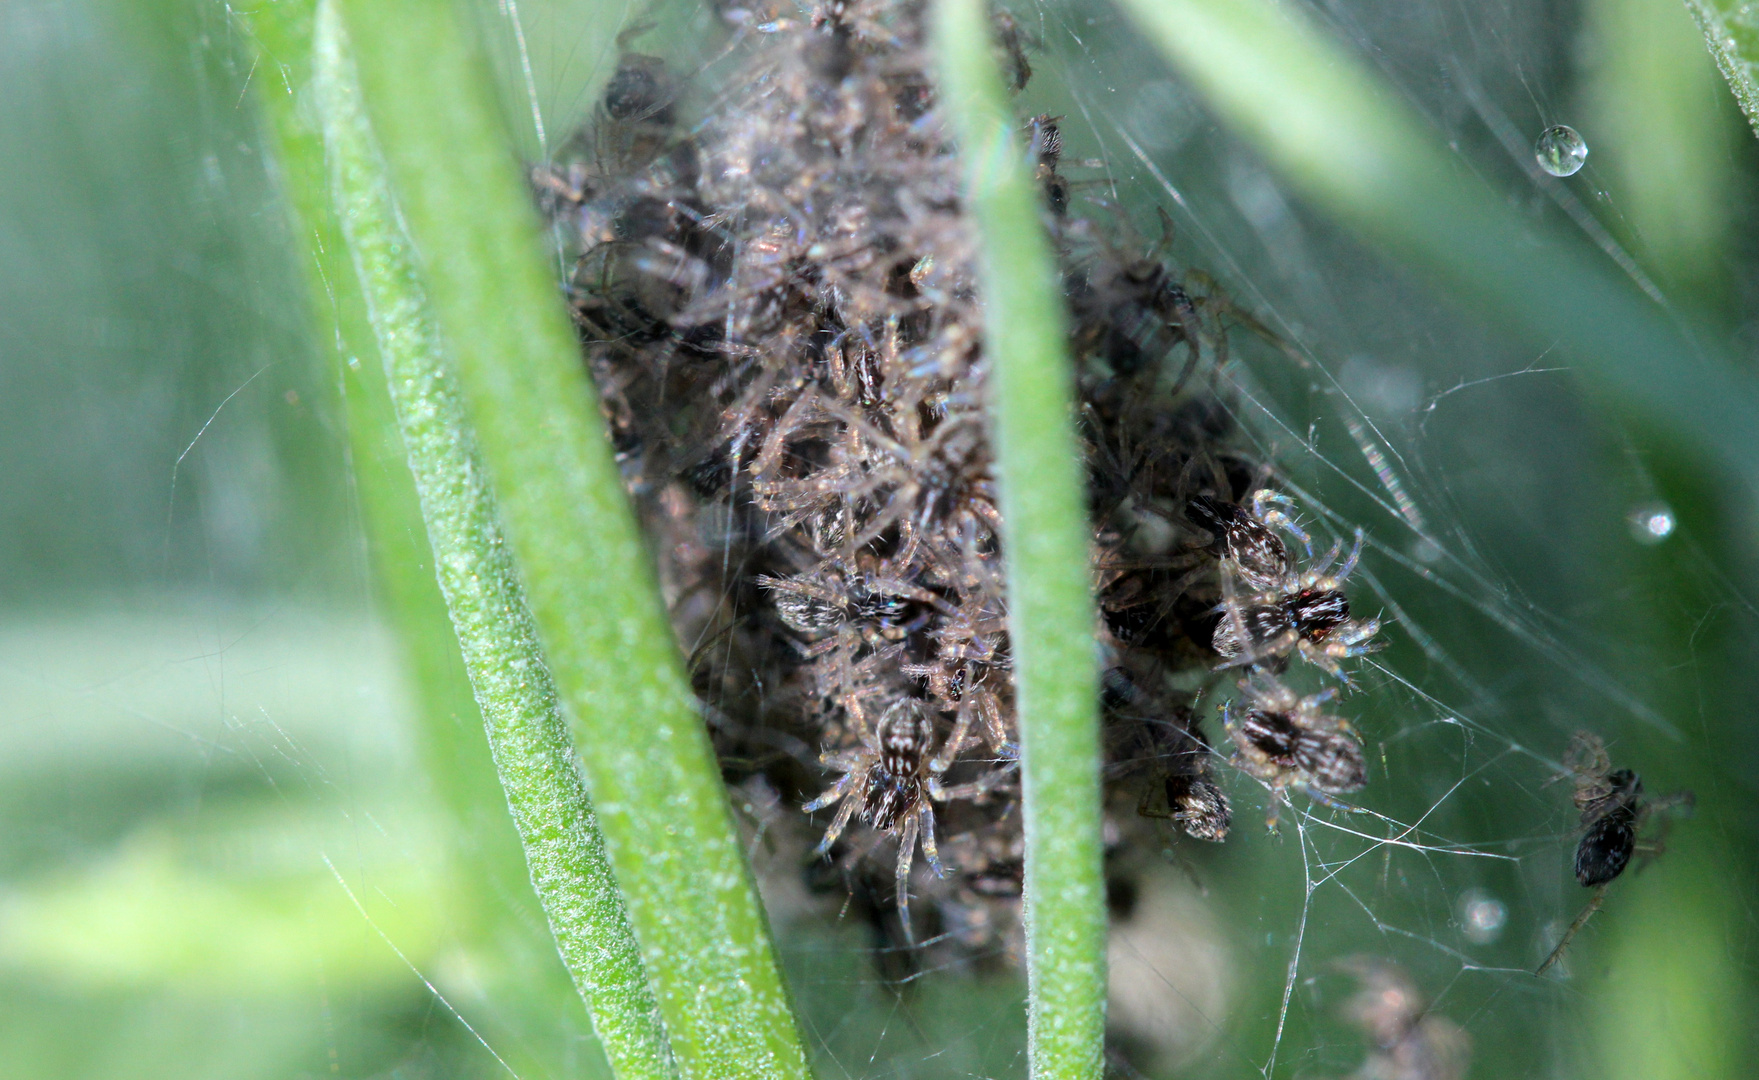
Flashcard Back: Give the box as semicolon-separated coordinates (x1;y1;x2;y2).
1684;0;1759;137
312;6;676;1078
328;1;813;1076
933;1;1107;1078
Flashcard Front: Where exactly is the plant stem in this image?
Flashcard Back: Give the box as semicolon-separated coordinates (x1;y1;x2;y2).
1115;0;1759;501
312;7;675;1078
933;2;1107;1077
1683;0;1759;137
242;3;605;1070
327;2;812;1077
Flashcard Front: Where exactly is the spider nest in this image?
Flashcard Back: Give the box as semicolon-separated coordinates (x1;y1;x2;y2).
533;0;1384;970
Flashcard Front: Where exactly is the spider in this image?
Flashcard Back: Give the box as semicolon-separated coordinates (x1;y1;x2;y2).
1335;957;1470;1080
1104;666;1232;841
1197;492;1383;682
1185;490;1303;592
1224;674;1366;830
1536;731;1692;974
1152;756;1232;842
805;697;1015;938
759;569;942;646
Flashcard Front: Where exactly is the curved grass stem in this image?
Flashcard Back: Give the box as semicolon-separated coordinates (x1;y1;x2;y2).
321;1;812;1077
311;7;676;1078
933;1;1107;1077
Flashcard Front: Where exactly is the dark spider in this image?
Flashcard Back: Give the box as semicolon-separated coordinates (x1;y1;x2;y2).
1104;667;1232;842
1536;731;1693;974
805;699;1014;937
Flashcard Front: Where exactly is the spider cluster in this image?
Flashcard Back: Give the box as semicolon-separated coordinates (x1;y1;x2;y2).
536;0;1274;957
1536;731;1692;974
1181;488;1382;826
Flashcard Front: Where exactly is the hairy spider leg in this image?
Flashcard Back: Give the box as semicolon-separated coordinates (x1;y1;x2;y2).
1536;883;1608;976
805;758;867;857
1251;489;1313;558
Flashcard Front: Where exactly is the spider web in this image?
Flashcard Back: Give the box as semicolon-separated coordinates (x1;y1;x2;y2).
2;0;1753;1078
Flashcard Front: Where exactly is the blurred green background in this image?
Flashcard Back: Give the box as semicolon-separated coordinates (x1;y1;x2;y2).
2;0;1754;1077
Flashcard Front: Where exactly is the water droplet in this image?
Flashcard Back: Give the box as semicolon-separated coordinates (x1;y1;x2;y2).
1627;501;1675;544
1534;125;1588;177
1458;889;1508;944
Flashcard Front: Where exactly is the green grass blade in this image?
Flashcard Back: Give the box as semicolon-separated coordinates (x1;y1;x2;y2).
1684;0;1759;137
240;3;612;1070
1113;0;1759;496
311;6;676;1078
933;2;1106;1077
326;2;812;1077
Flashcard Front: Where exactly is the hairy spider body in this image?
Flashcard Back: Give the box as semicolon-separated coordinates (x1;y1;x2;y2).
1186;491;1297;592
1231;708;1367;795
805;699;1014;937
1163;773;1232;842
1575;767;1640;887
1225;675;1365;828
1197;491;1383;681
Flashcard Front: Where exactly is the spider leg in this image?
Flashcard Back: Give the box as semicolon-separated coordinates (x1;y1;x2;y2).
805;767;865;857
1307;538;1344;579
918;801;945;877
1298;786;1363;814
931;695;977;773
1262;788;1286;833
896;812;920;943
1536;883;1609;976
1333;528;1366;582
929;762;1017;802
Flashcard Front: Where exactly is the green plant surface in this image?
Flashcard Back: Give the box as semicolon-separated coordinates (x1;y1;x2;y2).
243;0;636;1070
321;1;812;1077
308;6;677;1078
1685;0;1759;138
1112;0;1759;499
933;1;1106;1078
1586;0;1735;301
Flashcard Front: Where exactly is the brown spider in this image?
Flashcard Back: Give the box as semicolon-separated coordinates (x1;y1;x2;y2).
1185;489;1302;593
1224;674;1366;829
1202;491;1383;683
1104;666;1231;842
804;698;1016;937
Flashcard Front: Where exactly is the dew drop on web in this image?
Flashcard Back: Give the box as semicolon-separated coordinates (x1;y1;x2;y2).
1533;124;1588;177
